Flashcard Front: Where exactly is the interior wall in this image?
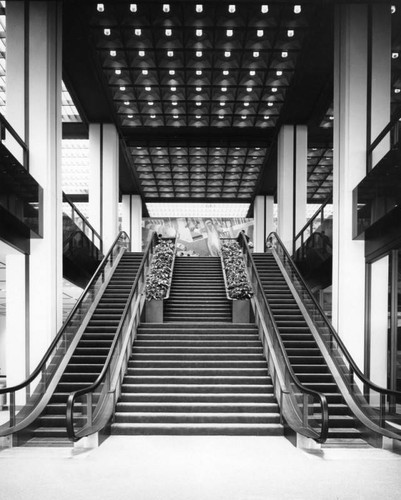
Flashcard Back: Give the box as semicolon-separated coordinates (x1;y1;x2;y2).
0;315;6;377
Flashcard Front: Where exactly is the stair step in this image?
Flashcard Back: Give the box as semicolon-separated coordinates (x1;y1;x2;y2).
113;412;281;424
111;422;283;435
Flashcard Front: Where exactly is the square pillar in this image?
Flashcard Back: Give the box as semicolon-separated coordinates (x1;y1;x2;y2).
253;195;274;252
121;195;143;251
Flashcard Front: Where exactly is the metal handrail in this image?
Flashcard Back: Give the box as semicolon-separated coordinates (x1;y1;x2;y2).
63;193;103;253
66;232;158;441
0;231;130;436
267;231;401;438
0;112;29;169
237;232;329;443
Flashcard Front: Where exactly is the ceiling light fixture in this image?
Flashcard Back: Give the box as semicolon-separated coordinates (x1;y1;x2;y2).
148;101;154;105
120;86;126;91
169;69;175;75
227;29;233;37
145;86;151;91
196;86;202;91
391;5;396;14
196;29;203;37
172;101;177;106
163;4;170;13
219;115;224;119
272;87;277;92
246;87;252;92
171;86;176;91
142;69;148;75
128;114;133;118
139;50;145;57
276;70;283;76
151;114;156;118
135;28;141;36
244;102;249;107
394;88;401;93
196;4;203;13
173;115;178;119
282;51;288;58
249;70;256;76
124;101;130;105
241;115;246;119
264;115;269;119
392;52;399;59
196;69;203;75
225;51;231;57
97;3;104;12
257;30;264;37
115;69;122;75
287;30;294;37
261;5;269;13
223;70;229;75
104;28;110;36
196;114;201;118
196;50;203;57
110;50;116;57
253;51;260;58
196;101;202;106
268;102;273;107
220;102;225;106
228;5;236;13
167;50;174;57
165;28;172;36
130;4;137;12
221;87;227;92
294;5;301;14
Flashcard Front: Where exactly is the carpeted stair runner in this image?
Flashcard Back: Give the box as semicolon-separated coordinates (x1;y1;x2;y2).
253;252;369;447
22;252;143;447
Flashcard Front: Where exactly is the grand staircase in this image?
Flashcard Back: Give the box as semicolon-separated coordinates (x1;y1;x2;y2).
22;252;143;447
253;252;366;446
112;256;283;436
164;257;231;322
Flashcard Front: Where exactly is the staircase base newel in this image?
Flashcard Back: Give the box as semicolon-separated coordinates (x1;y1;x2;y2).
145;299;164;323
232;300;250;323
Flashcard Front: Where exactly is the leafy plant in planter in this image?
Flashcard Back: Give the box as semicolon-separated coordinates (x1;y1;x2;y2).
145;240;175;300
221;241;254;300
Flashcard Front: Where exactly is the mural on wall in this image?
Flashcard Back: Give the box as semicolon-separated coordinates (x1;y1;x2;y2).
143;218;254;256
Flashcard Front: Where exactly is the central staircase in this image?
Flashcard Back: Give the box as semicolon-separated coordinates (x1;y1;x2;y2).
112;256;283;436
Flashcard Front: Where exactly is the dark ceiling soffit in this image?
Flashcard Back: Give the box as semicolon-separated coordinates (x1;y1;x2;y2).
62;122;89;139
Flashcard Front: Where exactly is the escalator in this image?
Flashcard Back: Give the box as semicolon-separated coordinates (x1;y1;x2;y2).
0;232;158;447
241;232;401;447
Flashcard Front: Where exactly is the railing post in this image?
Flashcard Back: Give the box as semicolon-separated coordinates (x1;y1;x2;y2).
87;392;93;427
303;393;309;427
379;393;385;427
10;392;16;427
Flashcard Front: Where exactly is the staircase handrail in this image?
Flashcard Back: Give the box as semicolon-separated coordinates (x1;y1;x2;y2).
66;232;158;441
267;231;401;440
293;195;332;256
367;107;401;171
163;237;178;301
237;232;329;443
0;231;130;437
63;193;103;253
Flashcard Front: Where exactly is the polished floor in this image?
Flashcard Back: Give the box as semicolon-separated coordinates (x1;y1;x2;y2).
1;436;401;500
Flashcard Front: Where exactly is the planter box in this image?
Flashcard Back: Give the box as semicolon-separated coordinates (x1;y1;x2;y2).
232;300;251;323
145;299;163;323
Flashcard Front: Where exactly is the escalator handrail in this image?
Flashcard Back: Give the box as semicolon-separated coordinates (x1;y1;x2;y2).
0;231;130;396
237;232;329;442
66;232;158;440
267;231;401;399
294;195;332;244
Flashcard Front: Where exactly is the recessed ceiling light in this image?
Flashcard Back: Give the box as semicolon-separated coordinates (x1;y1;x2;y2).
244;102;249;107
246;87;252;92
124;101;130;105
196;4;203;13
294;5;301;14
394;88;401;93
219;115;224;119
196;69;203;75
163;4;170;13
282;51;288;58
167;50;174;57
261;5;269;13
253;51;259;58
173;114;178;119
104;28;110;36
241;115;246;119
272;87;277;92
151;114;156;118
264;115;269;119
120;86;126;91
220;102;225;106
227;29;233;37
172;101;177;106
268;102;273;107
287;30;294;37
221;87;227;92
257;30;264;37
145;86;151;91
225;51;231;57
169;69;175;75
139;50;145;57
110;50;116;57
391;5;396;14
97;3;104;12
196;101;202;106
196;114;201;119
135;28;141;36
128;114;133;118
392;52;399;59
276;70;283;76
171;86;176;91
142;69;148;75
196;87;202;92
249;70;256;76
115;69;122;75
329;115;334;120
223;70;229;75
196;50;203;57
165;28;172;36
148;101;154;105
228;5;236;13
196;29;203;37
130;4;137;12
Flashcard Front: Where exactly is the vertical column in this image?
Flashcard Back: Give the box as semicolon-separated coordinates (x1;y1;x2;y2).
253;195;274;252
89;123;119;251
28;2;63;370
332;5;368;369
277;125;307;252
121;195;143;251
6;2;63;373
